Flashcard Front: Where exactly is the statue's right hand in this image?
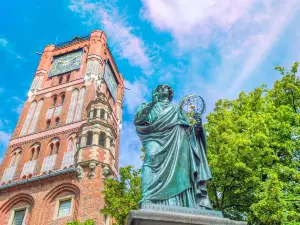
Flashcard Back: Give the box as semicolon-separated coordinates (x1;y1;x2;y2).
152;92;158;104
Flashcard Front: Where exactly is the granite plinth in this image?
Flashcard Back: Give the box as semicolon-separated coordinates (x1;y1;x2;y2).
127;204;247;225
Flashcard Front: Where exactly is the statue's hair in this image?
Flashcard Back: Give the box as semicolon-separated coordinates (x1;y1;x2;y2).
155;84;174;102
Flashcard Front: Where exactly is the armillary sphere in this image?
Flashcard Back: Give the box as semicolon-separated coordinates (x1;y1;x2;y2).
179;94;206;119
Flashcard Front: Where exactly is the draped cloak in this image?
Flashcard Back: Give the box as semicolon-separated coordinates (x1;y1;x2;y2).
134;101;212;208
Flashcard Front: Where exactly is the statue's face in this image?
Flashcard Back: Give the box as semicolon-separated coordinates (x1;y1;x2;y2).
156;85;170;101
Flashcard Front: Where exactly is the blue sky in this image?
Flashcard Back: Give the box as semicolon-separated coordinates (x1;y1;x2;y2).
1;0;300;168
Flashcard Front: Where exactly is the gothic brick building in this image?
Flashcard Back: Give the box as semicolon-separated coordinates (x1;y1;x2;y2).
0;30;124;225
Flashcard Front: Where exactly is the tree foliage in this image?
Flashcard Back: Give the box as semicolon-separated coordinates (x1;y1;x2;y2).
66;219;95;225
205;62;300;224
101;166;142;225
102;63;299;225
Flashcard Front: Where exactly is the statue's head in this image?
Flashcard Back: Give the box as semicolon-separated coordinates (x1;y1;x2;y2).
153;84;174;102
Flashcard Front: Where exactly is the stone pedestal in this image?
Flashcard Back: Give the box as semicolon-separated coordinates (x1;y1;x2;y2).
127;204;247;225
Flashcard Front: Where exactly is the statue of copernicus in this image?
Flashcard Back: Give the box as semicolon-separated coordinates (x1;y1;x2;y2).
134;84;212;209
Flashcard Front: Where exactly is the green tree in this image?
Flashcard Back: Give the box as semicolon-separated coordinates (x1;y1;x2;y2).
66;219;95;225
205;62;300;224
101;166;142;225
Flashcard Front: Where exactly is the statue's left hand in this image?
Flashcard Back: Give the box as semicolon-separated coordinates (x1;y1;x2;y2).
194;113;202;126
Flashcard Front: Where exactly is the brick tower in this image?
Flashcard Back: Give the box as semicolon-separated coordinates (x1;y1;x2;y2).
0;30;124;225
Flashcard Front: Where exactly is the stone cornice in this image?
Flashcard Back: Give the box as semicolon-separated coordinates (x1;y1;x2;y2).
87;54;104;64
36;78;85;96
79;119;117;138
9;121;85;148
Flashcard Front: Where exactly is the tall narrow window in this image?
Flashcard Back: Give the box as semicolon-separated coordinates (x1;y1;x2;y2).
66;89;79;123
9;154;16;167
20;101;37;136
37;76;44;89
68;138;73;152
57;199;72;218
93;108;97;118
61;94;65;104
58;76;63;84
49;143;54;156
35;147;40;160
13;208;26;225
55;117;60;127
55;142;60;154
74;88;86;121
28;99;43;134
100;109;105;119
99;132;106;147
15;152;21;166
30;148;35;161
31;77;39;90
46;120;51;129
53;96;57;106
66;74;70;82
86;131;93;146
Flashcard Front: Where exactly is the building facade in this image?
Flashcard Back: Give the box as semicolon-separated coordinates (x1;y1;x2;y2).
0;30;124;225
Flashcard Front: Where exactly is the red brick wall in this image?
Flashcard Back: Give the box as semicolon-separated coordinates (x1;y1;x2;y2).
0;171;107;225
0;30;124;225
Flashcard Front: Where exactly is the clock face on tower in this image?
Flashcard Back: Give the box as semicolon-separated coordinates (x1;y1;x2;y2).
48;50;83;77
104;61;118;101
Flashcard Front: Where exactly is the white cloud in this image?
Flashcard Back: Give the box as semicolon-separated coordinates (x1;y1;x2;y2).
0;37;25;61
0;130;11;150
141;0;300;98
141;0;262;48
0;38;8;47
119;122;143;169
11;96;24;115
229;1;300;94
69;0;153;73
124;79;149;114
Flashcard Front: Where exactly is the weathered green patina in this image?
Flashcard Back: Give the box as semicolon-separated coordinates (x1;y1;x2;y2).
134;84;212;209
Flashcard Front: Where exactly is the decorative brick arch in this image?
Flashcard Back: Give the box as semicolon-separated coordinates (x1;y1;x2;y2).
43;183;80;202
40;183;80;223
0;193;34;213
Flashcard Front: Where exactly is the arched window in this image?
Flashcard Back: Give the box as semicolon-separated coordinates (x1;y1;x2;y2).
55;117;60;127
49;143;54;156
55;142;60;154
9;154;16;167
31;77;39;90
36;146;40;160
93;108;97;118
9;148;22;167
66;89;79;123
86;131;93;146
68;138;73;152
20;101;37;136
28;99;44;134
99;132;106;147
66;74;70;82
61;94;65;104
46;120;51;129
100;109;105;119
53;96;57;106
74;87;86;121
58;76;63;84
37;76;44;89
30;148;35;161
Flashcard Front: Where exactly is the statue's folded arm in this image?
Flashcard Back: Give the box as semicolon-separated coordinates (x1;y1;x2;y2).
134;102;153;125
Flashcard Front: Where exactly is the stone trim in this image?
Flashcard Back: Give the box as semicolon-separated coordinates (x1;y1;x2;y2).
36;78;84;96
87;54;104;63
9;121;85;147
